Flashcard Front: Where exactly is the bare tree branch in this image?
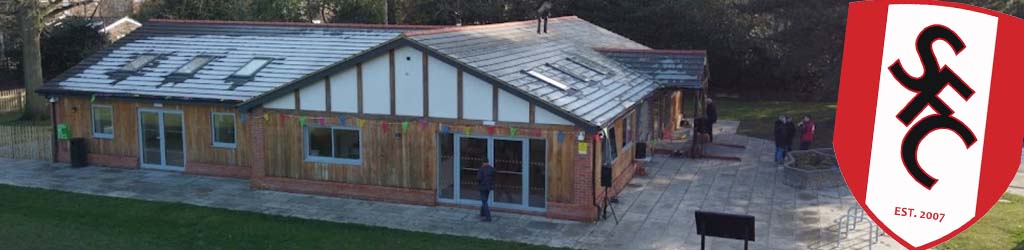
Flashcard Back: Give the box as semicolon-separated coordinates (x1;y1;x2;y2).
44;0;98;21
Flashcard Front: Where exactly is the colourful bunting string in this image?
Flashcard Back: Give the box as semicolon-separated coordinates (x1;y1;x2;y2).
402;121;409;133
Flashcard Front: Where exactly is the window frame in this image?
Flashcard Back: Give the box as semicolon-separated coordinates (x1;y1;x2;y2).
91;104;114;139
623;111;635;148
303;125;363;165
119;54;158;72
602;127;619;163
525;70;571;91
173;55;215;76
210;112;237;148
231;58;273;78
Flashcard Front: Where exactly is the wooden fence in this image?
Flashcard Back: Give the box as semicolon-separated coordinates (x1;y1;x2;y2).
0;88;25;114
0;123;52;161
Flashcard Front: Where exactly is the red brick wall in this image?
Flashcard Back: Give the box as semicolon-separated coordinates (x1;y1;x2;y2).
253;176;437;206
185;162;251;179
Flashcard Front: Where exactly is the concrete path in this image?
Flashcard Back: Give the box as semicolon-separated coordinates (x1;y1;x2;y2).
0;132;913;250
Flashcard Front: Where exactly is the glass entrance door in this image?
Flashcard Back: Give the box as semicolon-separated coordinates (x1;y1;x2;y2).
458;136;488;202
443;134;543;211
492;139;524;206
138;109;185;171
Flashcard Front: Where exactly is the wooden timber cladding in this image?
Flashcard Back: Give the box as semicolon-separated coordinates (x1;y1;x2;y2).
56;96;252;168
593;112;637;198
261;109;578;203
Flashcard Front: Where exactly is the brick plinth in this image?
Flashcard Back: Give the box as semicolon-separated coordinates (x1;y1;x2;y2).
87;154;138;169
252;176;437;206
185;162;251;179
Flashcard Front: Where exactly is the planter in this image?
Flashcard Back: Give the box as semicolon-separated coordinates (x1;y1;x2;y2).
782;148;844;190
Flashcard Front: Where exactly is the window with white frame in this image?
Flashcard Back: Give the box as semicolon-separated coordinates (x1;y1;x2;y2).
211;113;236;147
623;111;634;148
92;105;114;138
305;126;362;164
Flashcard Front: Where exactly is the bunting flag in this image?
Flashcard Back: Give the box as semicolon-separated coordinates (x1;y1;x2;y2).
509;127;517;136
381;122;389;131
557;131;565;142
339;116;346;125
299;116;307;126
358;119;365;128
442;125;450;134
419;118;428;129
90;94;96;103
486;126;496;135
402;121;409;133
317;117;325;126
240;114;248;122
279;113;286;123
463;127;471;135
263;113;269;121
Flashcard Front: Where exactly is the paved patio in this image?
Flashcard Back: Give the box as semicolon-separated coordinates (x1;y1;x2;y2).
0;130;927;249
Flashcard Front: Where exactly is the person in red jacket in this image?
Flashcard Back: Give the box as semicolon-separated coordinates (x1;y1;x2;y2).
798;115;815;150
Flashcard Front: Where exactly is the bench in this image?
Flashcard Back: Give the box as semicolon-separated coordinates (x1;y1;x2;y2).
694;210;755;250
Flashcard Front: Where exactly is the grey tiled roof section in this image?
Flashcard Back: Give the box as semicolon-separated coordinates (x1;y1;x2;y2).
408;17;657;127
41;20;413;102
597;49;707;89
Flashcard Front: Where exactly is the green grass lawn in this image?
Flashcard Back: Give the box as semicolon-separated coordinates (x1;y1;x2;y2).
691;97;837;148
0;184;561;250
939;194;1024;249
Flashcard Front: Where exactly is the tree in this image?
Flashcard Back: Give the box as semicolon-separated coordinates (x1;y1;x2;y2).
40;17;109;79
5;0;97;120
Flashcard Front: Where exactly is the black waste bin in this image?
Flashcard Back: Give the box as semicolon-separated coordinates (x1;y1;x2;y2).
635;142;648;159
70;138;87;168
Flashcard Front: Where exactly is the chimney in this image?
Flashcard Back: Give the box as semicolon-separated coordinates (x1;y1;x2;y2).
537;1;552;34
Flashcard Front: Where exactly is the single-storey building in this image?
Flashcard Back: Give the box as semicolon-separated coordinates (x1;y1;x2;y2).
38;16;708;221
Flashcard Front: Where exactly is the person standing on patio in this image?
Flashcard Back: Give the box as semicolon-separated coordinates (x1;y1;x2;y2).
784;116;797;154
774;115;788;164
705;98;718;142
798;115;815;150
477;162;496;222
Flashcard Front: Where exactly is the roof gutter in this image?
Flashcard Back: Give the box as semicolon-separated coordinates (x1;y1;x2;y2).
37;88;241;106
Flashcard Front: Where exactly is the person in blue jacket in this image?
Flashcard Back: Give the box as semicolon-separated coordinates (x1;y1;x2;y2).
477;162;496;222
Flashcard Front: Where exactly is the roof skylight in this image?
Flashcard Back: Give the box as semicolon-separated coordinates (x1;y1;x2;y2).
174;56;214;75
232;59;272;78
568;56;611;75
121;54;158;72
547;63;590;82
525;70;570;91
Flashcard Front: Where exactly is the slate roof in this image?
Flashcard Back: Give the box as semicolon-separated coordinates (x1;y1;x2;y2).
596;48;708;89
405;16;659;127
39;19;439;102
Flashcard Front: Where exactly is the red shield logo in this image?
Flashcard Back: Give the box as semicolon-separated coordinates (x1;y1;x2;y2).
836;1;1024;249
